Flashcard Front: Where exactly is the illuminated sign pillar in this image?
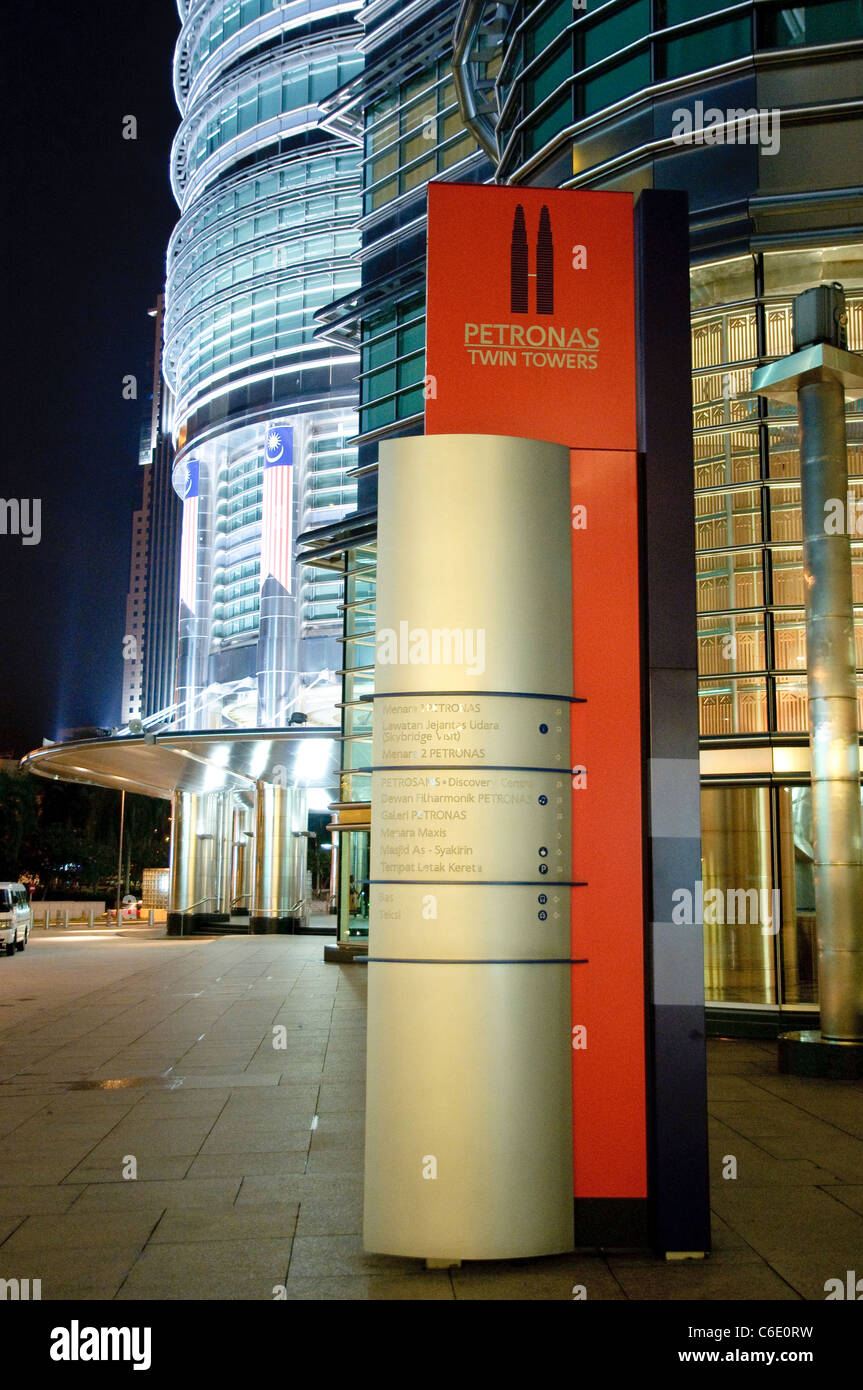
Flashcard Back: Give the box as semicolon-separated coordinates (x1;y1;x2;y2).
364;435;575;1259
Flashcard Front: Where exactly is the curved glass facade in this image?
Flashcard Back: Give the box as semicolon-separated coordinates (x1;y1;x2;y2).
495;0;863;180
165;148;361;427
164;0;364;733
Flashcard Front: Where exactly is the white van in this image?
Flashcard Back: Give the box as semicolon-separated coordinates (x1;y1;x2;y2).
0;884;31;957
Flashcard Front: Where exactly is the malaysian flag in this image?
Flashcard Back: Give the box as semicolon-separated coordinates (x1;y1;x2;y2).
176;457;200;616
260;425;294;594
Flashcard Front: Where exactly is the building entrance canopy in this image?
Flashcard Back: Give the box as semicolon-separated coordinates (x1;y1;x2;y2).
20;728;341;801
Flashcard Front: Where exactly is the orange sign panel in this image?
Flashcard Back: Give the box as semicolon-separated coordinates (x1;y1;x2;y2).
425;182;637;451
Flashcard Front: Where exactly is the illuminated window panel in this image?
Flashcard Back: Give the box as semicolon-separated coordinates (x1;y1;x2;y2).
769;486;801;544
771;547;805;607
773;613;807;672
362;59;481;214
701;785;776;1005
691;311;758;370
699;678;769;735
694;428;760;487
696;552;764;612
698;615;765;675
774;675;809;732
695;489;762;550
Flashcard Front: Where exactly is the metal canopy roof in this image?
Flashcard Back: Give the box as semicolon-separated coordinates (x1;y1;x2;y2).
20;727;342;801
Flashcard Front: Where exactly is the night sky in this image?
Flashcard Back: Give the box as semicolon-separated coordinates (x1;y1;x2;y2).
1;1;181;754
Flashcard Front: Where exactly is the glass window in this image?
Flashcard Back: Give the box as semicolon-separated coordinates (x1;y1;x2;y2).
528;43;571;109
763;242;863;296
699;677;768;733
583;50;650;114
694;427;760;485
691;256;756;311
698;614;765;674
526;0;573;61
777;787;817;1003
584;0;650;64
696;552;764;612
773;611;806;671
701;785;777;1004
769;486;801;544
665;0;726;20
760;0;863;48
663;17;750;78
695;488;762;549
525;95;572;154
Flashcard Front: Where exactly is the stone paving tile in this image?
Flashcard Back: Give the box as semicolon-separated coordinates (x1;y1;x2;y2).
64;1157;196;1184
0;1185;86;1215
0;1098;55;1135
0;1216;25;1244
0;1245;146;1301
115;1239;293;1300
288;1233;428;1278
606;1258;801;1301
186;1151;307;1178
710;1185;863;1259
0;1210;161;1252
72;1178;241;1212
282;1274;454;1300
315;1083;366;1112
150;1205;299;1244
199;1131;312;1156
452;1264;626;1301
295;1196;364;1237
174;1072;286;1088
236;1174;363;1206
766;1247;863;1300
821;1184;863;1216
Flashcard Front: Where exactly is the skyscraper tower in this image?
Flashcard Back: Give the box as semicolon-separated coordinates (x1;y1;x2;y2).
164;0;364;734
119;295;181;728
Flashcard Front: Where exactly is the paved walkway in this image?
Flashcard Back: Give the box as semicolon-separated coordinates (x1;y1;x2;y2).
0;932;861;1300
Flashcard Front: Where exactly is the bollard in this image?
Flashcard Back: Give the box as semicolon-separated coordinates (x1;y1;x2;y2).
63;909;69;930
148;908;154;927
88;907;94;930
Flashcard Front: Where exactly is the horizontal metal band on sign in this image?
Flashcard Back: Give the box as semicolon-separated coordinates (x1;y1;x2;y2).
363;957;589;966
366;690;586;703
367;879;587;887
371;765;577;775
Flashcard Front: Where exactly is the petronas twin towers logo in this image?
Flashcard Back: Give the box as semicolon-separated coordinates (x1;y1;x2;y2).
460;200;597;368
510;204;554;315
